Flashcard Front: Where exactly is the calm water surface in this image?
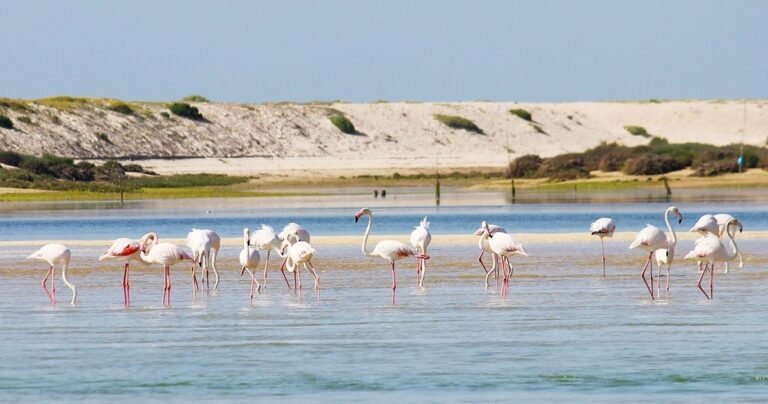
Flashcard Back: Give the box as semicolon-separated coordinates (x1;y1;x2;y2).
0;192;767;401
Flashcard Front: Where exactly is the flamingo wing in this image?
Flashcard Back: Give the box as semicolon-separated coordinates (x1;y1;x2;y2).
373;240;415;261
629;224;666;250
590;218;615;236
690;214;718;234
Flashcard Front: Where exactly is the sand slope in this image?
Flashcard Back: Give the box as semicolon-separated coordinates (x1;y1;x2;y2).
0;99;765;175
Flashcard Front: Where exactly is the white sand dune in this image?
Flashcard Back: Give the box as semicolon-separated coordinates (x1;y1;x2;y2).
1;99;765;176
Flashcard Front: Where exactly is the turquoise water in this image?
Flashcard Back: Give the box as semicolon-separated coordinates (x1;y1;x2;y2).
0;194;767;401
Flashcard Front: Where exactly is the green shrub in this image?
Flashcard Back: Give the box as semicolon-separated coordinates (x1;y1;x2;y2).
507;154;543;178
693;161;739;177
536;154;590;181
49;113;61;125
96;132;112;144
0;151;22;166
622;154;684;175
123;163;144;173
434;114;483;134
329;115;356;134
624;125;651;138
17;116;32;125
169;103;204;120
0;114;13;129
509;108;532;122
0;98;31;112
107;101;134;115
181;95;209;102
36;96;91;110
159;111;171;119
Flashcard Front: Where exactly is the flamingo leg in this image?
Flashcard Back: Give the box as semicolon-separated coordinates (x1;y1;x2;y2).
293;270;298;293
419;255;428;289
640;252;653;299
51;265;56;304
697;263;710;299
478;250;488;273
41;266;53;303
211;250;219;289
710;263;715;299
391;262;397;305
192;264;199;291
263;250;270;288
306;262;320;291
416;257;421;285
666;263;671;292
249;269;261;305
123;262;131;306
600;238;606;277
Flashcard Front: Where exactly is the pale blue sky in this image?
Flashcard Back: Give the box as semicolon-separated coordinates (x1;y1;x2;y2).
1;0;766;102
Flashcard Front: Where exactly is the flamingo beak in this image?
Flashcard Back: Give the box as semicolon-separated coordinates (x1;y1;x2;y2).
240;267;246;276
678;214;683;224
354;214;360;223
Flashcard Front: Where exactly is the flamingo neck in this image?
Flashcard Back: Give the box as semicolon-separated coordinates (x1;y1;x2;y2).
61;263;77;305
361;214;374;256
724;223;739;261
664;208;677;247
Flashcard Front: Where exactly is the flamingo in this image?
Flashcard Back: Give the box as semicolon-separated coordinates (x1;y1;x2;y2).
185;229;221;289
714;213;744;272
590;217;615;277
238;228;261;304
629;206;682;299
684;219;741;299
473;222;506;289
139;232;194;305
480;221;527;297
281;232;319;291
355;207;416;304
98;238;144;305
409;216;431;288
251;224;290;289
28;243;76;305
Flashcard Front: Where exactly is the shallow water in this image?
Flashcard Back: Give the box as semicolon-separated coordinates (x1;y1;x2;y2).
1;193;767;401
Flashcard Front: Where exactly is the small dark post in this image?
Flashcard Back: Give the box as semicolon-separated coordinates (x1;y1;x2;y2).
382;189;387;198
435;176;441;206
511;178;516;204
373;190;379;198
663;177;672;201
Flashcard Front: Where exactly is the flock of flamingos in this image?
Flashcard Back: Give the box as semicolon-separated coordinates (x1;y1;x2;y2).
25;206;743;306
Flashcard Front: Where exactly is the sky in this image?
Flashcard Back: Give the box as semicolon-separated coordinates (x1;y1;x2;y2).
1;0;766;103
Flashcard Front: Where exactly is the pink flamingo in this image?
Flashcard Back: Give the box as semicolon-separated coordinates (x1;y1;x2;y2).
409;216;431;288
713;214;744;272
238;228;261;304
479;221;527;297
139;232;193;305
99;238;143;305
281;232;319;291
684;219;741;299
590;217;615;277
474;222;506;289
28;243;77;305
629;206;682;299
185;229;221;289
251;224;291;289
355;207;416;304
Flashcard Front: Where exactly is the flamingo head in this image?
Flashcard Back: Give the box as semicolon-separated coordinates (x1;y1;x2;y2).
668;206;682;224
138;232;157;253
729;218;743;233
516;245;529;257
354;208;371;223
279;239;290;256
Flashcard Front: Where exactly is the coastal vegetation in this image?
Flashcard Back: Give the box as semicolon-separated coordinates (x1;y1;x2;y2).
107;101;134;115
509;108;532;122
0;114;13;129
169;102;204;120
434;114;484;134
508;137;768;180
329;114;356;134
181;95;210;102
624;125;651;138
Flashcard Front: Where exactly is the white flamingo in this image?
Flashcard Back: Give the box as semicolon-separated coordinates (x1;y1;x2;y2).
251;224;290;289
684;219;741;299
629;206;683;299
480;221;527;297
140;232;194;305
473;223;506;289
281;232;319;291
714;213;744;272
355;207;416;304
409;216;431;288
185;229;221;289
98;238;144;305
28;243;76;305
590;217;615;277
238;228;261;304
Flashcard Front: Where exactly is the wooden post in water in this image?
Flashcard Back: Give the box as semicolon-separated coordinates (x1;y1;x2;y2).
662;177;672;201
511;178;516;204
435;176;441;206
